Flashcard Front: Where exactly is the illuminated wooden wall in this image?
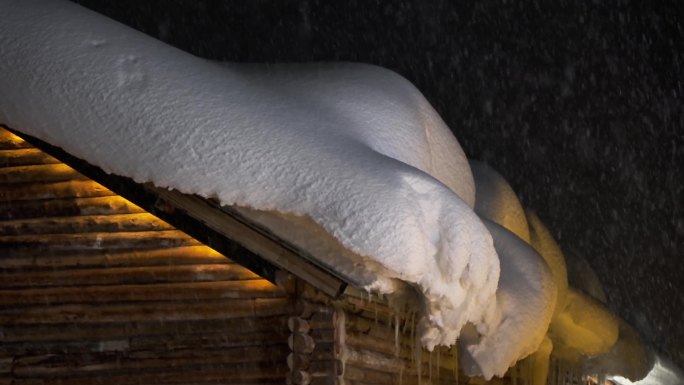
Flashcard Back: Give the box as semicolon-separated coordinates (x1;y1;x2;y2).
0;128;290;384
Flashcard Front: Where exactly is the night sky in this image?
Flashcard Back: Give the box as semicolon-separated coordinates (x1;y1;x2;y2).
72;0;684;369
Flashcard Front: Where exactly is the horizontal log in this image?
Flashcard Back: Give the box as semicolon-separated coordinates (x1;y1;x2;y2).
287;362;342;385
11;345;290;378
288;317;311;333
288;347;337;366
309;328;335;344
342;296;397;324
0;263;257;289
345;347;404;374
2;315;289;343
309;359;343;377
308;310;335;330
0;164;85;184
288;353;311;370
1;246;229;271
344;364;396;384
345;312;414;350
10;361;288;384
344;310;415;349
289;332;315;354
0;196;145;221
1;333;289;357
0;180;114;201
130;331;290;354
293;300;334;319
0;128;32;149
0;279;284;306
343;311;459;372
1;338;130;356
0;213;173;236
343;376;451;385
0;148;59;167
308;377;338;385
0;230;200;258
289;370;310;385
0;357;12;375
345;330;399;358
0;297;291;324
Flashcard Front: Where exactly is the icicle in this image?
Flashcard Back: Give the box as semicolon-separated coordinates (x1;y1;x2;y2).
414;331;422;385
394;314;400;356
410;313;416;365
512;364;517;385
402;309;411;334
436;348;441;381
453;343;459;385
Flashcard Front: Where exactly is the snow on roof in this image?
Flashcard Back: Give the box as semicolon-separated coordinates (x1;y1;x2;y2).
0;0;560;379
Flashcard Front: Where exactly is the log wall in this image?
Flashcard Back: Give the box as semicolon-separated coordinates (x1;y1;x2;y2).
0;128;291;384
298;286;537;385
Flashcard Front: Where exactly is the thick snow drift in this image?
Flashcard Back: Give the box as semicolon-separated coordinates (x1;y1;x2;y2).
0;0;499;350
470;160;530;242
550;288;620;361
459;220;556;380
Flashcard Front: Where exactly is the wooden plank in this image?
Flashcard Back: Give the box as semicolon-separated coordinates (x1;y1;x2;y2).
1;339;131;356
0;357;12;375
130;330;289;352
0;180;114;201
343;295;397;322
0;246;228;270
0;213;173;235
11;362;288;384
11;344;290;377
0;263;259;289
1;315;289;343
346;330;399;358
0;230;200;258
0;164;85;184
0;196;145;221
289;332;315;354
0;297;291;324
345;347;403;374
0;128;31;149
344;364;396;384
0;148;59;167
0;279;283;306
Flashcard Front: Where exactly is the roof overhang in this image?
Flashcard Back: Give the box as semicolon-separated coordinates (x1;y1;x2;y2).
4;125;348;298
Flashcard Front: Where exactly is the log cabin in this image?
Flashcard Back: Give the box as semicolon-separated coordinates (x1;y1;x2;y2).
0;125;590;385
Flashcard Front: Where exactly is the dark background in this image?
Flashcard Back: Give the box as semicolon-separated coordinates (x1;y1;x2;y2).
72;0;684;369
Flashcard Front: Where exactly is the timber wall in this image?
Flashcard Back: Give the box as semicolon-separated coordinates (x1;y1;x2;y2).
297;288;470;385
0;128;291;384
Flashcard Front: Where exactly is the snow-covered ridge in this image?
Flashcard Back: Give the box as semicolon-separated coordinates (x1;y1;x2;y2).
0;0;499;353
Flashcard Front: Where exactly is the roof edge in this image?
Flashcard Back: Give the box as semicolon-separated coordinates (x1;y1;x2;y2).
4;125;348;298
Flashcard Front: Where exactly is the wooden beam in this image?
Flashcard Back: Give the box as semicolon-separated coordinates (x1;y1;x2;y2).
4;126;347;298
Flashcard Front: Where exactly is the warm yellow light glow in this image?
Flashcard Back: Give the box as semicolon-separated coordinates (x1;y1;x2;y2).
0;127;28;146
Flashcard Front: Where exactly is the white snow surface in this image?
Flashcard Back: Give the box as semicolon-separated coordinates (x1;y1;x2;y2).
0;0;500;351
470;160;530;242
459;220;556;380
